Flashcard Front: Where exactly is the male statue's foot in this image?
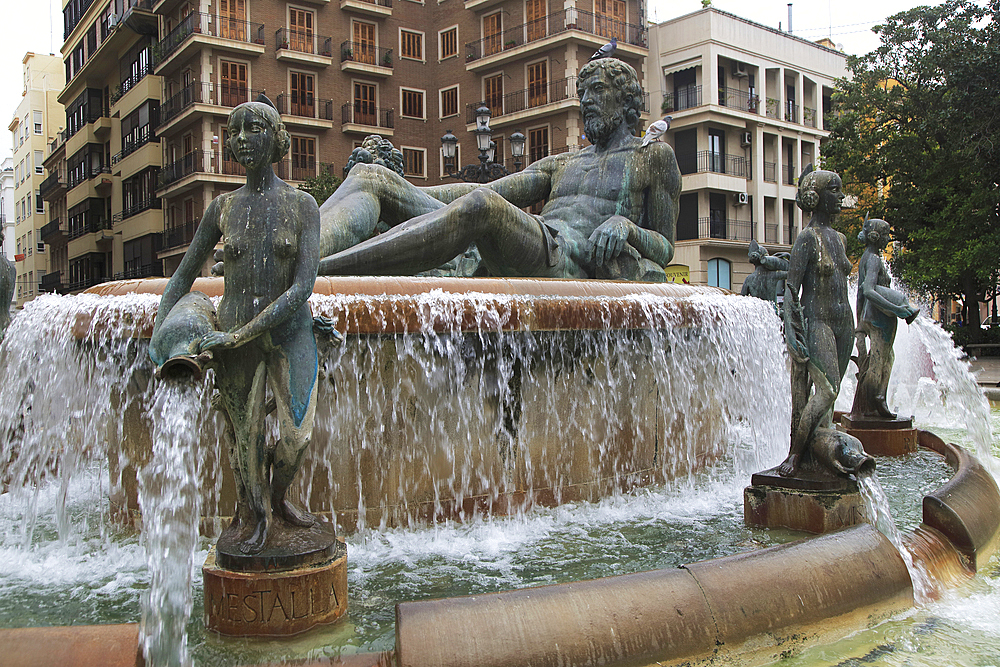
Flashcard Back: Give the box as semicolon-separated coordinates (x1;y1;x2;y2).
275;497;317;528
239;519;269;554
777;453;800;477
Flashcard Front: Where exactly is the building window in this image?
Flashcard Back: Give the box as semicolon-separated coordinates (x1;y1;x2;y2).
35;191;43;213
401;88;425;119
33;111;42;134
220;61;249;107
122;168;160;218
528;126;548;164
400;29;423;61
219;0;247;41
708;129;725;173
402;147;425;177
527;61;548;107
291;136;316;180
290;72;315;118
27;233;32;256
353;22;377;65
483;13;502;56
707;258;731;290
526;0;546;41
34;151;43;174
440;86;459;118
288;8;315;53
439;26;457;60
595;0;626;41
353;82;377;125
484;73;503;115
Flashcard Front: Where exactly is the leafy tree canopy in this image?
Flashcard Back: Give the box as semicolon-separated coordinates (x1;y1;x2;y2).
823;0;1000;329
298;164;342;206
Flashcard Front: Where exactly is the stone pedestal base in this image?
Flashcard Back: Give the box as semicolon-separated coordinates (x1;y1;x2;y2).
204;538;348;637
744;467;865;534
841;415;917;457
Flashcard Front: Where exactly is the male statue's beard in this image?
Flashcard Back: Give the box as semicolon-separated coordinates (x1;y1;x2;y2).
584;110;625;147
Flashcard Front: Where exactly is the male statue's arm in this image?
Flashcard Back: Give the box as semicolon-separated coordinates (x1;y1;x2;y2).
204;195;321;351
153;199;222;335
421;159;554;208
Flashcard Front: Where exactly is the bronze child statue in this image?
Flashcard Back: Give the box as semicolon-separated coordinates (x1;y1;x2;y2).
150;95;327;558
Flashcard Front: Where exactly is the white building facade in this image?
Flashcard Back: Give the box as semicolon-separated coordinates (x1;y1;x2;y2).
0;157;14;259
8;52;65;307
648;8;847;291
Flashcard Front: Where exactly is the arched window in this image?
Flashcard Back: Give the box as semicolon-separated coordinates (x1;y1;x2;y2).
707;258;731;290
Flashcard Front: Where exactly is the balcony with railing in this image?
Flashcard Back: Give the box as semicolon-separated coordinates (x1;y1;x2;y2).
67;275;112;292
40;271;65;293
120;198;162;222
465;9;646;65
784;102;799;123
698;217;753;242
803;107;817;128
339;0;392;18
661;85;702;113
40;170;67;201
677;151;748;178
783;163;796;185
111;63;153;106
341;104;394;133
163;219;200;250
764;223;778;244
763;161;777;183
117;263;164;280
159;150;249;190
68;215;113;241
465;77;577;123
765;97;779;120
340;41;393;74
40;218;66;244
152;12;265;72
159;82;265;128
718;86;760;115
276;29;333;64
276;94;336;125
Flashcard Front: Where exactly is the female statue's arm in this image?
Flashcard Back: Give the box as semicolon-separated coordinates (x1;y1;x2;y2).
859;254;915;320
153;199;222;334
784;233;814;362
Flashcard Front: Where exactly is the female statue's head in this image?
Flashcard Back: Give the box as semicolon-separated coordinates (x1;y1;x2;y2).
227;95;291;170
795;164;844;216
857;216;890;250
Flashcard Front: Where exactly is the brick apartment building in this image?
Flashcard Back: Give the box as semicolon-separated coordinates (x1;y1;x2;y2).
40;0;649;289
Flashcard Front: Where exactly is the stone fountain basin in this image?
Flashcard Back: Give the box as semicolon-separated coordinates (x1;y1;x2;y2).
82;277;738;531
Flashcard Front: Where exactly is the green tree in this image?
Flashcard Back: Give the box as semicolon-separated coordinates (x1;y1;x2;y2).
823;0;1000;332
298;164;342;206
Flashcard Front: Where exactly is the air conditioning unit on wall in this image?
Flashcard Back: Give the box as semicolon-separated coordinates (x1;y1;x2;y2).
740;131;752;147
735;192;750;205
732;62;749;78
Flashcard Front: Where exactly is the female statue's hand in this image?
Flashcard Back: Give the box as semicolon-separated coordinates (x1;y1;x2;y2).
199;331;240;352
902;306;919;324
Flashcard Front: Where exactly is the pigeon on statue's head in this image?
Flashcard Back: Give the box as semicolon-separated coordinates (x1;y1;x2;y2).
589;37;617;61
640;116;672;147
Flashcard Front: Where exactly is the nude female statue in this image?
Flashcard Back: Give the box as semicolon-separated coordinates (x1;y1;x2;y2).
851;217;919;420
780;165;856;476
150;96;322;555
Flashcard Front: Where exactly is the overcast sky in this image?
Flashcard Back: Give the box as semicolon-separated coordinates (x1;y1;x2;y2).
0;0;935;161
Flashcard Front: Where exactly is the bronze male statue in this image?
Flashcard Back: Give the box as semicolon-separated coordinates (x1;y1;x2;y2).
316;58;680;282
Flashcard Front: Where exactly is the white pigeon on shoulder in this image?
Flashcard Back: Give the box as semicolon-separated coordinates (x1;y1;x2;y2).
640;116;672;148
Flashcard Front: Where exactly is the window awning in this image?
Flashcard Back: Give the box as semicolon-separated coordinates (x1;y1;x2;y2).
662;58;701;77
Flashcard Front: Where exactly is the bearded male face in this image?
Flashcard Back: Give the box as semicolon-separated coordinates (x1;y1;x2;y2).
580;68;626;147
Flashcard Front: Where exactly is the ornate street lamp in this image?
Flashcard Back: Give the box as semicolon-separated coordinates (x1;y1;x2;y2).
441;107;519;183
509;130;526;172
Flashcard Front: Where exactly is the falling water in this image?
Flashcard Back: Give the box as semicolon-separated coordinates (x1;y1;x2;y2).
138;381;211;667
857;470;935;604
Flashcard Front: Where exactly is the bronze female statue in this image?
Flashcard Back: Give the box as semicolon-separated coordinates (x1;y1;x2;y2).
780;165;861;476
850;217;919;420
150;96;323;557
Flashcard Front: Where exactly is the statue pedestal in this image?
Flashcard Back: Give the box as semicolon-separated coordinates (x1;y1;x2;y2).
744;467;865;534
203;537;348;637
840;415;917;457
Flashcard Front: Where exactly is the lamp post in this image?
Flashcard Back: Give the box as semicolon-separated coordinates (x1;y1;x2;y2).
441;107;527;183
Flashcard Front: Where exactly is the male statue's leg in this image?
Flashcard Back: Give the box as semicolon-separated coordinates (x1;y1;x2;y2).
319;188;551;277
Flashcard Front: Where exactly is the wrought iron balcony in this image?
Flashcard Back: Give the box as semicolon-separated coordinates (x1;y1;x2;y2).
152;12;265;68
661;85;702;113
339;41;393;68
276;94;336;121
676;151;748;178
698;217;753;242
341;103;394;129
40;218;66;243
67;215;113;241
276;29;333;57
465;9;646;63
159;82;265;127
163;219;200;250
718;86;760;114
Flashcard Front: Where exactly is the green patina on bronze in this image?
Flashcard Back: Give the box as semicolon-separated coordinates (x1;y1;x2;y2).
315;58;681;283
150;96;335;567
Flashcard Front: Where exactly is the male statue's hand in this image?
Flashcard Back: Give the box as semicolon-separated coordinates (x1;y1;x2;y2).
199;330;240;352
589;216;632;267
